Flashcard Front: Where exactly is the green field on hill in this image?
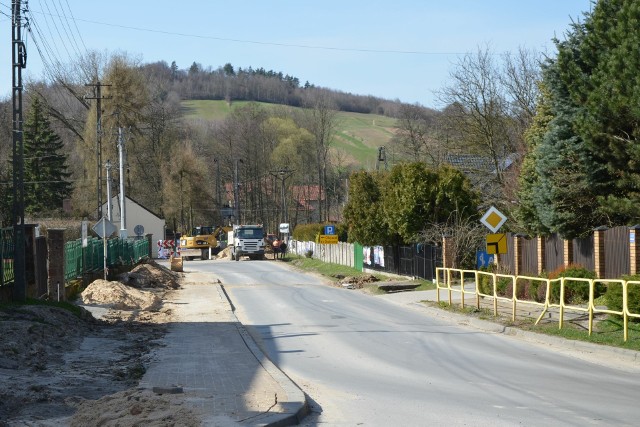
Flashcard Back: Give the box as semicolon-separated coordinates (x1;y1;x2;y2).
181;100;398;167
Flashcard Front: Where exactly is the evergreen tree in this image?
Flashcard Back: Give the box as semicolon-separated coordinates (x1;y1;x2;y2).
514;82;553;236
382;162;478;243
570;0;640;222
516;0;640;237
23;97;72;215
343;170;390;245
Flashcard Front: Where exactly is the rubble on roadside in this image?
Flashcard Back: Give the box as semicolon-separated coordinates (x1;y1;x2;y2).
338;274;379;289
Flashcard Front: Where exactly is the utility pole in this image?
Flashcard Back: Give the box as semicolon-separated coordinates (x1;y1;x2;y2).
234;159;243;224
214;158;220;212
12;0;26;301
270;167;294;227
117;127;127;238
105;160;113;221
85;81;111;218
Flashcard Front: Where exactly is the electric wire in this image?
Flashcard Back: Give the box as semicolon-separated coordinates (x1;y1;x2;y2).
50;0;83;64
32;5;467;56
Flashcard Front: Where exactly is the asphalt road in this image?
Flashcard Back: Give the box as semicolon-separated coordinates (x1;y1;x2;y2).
194;258;640;426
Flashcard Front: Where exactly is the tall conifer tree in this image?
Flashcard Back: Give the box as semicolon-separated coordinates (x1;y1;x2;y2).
23;97;72;215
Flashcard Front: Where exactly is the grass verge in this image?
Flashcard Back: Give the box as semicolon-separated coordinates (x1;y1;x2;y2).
283;254;435;291
430;300;640;352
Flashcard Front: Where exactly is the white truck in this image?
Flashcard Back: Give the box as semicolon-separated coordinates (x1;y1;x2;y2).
229;225;266;261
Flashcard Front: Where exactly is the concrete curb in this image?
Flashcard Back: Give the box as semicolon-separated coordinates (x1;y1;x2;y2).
410;301;640;372
220;285;309;427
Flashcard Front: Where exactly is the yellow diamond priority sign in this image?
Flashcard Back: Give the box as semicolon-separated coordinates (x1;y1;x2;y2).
480;206;507;233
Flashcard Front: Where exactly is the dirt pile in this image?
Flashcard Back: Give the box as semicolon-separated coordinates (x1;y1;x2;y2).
81;280;162;311
338;274;379;289
0;258;183;426
119;259;181;289
69;389;202;427
217;246;233;259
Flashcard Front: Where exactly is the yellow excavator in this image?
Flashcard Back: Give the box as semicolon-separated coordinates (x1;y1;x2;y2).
179;225;232;260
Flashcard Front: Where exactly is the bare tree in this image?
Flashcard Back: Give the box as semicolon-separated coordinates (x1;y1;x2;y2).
417;212;486;269
437;45;514;186
302;91;338;222
391;103;447;166
501;47;541;130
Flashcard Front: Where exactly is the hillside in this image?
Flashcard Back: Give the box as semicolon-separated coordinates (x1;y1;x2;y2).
181;100;398;167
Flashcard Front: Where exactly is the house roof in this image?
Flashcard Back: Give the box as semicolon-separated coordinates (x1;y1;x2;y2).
444;153;517;175
291;185;325;202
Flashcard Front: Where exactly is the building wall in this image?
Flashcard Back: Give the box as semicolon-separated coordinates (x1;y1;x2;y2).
104;196;165;258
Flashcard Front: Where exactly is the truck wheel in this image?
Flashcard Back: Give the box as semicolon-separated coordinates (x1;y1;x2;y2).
201;249;209;260
235;253;240;261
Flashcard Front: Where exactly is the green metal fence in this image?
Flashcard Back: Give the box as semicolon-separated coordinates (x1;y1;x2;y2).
1;227;15;286
64;237;149;282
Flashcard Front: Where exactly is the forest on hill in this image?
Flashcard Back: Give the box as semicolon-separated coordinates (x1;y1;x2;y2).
0;56;428;233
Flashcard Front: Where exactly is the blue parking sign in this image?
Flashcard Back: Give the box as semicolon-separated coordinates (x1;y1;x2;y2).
476;250;494;269
324;225;335;235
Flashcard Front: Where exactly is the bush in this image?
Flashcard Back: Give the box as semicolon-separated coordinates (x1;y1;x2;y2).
605;274;640;320
304;249;313;258
477;266;511;297
293;223;348;242
477;269;493;295
513;278;543;302
547;264;598;304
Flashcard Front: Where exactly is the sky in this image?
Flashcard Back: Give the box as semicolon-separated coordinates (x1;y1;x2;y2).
1;0;593;109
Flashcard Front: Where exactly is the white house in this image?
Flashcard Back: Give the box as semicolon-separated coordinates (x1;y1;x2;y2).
101;195;165;258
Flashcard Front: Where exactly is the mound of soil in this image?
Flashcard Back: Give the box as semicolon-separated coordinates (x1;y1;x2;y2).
0;259;181;426
338;274;379;289
81;280;162;311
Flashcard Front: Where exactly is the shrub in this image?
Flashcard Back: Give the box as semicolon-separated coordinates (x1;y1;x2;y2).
477;267;511;297
547;264;598;304
293;222;347;242
477;269;493;296
514;278;543;302
605;274;640;320
478;266;513;298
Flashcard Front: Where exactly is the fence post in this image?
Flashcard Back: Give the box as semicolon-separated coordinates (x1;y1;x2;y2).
442;235;454;268
513;234;524;276
537;236;546;276
629;225;640;275
145;233;153;259
48;229;65;301
563;238;573;267
594;226;607;279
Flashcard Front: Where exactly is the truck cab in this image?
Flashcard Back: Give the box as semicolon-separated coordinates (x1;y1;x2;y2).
231;225;266;261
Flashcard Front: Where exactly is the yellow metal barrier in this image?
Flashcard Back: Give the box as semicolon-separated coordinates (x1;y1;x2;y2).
436;268;639;342
436;267;479;309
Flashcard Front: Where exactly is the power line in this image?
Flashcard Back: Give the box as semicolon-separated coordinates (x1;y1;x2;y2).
29;8;469;56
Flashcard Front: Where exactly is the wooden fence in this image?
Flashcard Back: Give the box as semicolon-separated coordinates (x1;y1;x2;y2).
481;225;638;279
